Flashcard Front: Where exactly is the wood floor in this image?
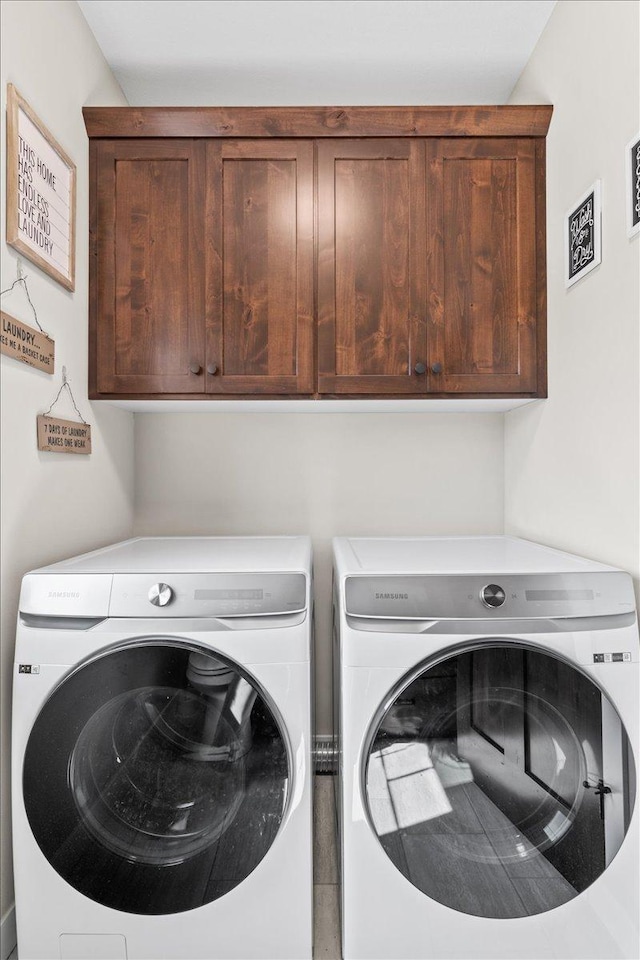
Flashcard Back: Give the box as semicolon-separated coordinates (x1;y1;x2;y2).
370;740;577;919
314;775;341;959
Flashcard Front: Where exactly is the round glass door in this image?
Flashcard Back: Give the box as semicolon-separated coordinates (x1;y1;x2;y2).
24;641;289;914
365;643;635;919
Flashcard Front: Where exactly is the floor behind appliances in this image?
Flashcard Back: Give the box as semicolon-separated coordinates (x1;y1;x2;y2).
12;536;313;960
333;535;639;960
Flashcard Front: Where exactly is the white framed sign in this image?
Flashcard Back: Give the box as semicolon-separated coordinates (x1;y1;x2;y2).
564;180;602;288
626;132;640;238
6;84;76;291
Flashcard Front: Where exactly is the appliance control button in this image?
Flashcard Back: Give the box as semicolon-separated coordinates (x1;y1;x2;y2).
480;584;506;608
148;583;173;607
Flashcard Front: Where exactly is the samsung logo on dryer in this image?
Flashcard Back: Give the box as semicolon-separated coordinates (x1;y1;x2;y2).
375;592;409;600
48;591;80;599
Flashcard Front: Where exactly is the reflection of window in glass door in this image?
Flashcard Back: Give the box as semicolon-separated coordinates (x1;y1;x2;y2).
365;645;635;920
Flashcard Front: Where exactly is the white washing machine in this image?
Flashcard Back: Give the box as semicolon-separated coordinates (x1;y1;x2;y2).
12;536;313;960
333;536;639;960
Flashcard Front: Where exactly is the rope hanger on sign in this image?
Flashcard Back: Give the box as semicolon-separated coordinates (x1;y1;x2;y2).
42;367;89;425
0;260;47;334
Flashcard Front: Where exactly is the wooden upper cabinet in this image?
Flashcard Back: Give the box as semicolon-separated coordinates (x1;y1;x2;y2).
205;141;314;394
317;140;427;395
86;107;551;400
425;139;544;395
91;140;206;395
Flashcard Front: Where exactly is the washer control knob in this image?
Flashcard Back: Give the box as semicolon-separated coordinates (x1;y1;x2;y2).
480;584;506;608
149;583;173;607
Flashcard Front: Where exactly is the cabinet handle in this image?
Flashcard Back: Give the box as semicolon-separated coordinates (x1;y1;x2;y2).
584;779;612;820
189;363;202;375
207;363;219;376
431;362;443;375
414;362;427;375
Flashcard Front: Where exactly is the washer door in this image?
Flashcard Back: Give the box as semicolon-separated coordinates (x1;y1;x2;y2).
364;643;636;919
24;641;290;915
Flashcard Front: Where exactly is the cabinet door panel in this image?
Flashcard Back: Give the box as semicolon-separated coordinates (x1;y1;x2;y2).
93;140;205;395
318;141;427;395
206;141;313;394
426;139;539;394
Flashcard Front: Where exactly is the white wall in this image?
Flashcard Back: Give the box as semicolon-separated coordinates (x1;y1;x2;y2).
0;0;134;944
134;412;505;733
505;0;640;591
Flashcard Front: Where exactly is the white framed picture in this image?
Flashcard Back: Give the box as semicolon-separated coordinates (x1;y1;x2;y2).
6;84;76;291
626;132;640;238
564;180;602;288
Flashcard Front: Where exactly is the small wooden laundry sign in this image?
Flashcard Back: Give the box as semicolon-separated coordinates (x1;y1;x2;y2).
37;415;91;455
1;310;54;372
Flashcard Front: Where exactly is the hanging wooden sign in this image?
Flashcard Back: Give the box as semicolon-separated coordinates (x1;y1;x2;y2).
6;84;76;291
37;415;91;455
1;310;54;373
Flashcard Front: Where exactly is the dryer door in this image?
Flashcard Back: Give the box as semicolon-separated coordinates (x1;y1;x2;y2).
364;642;636;919
23;640;290;914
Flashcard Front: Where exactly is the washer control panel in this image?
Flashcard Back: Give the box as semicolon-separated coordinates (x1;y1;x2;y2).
109;572;307;618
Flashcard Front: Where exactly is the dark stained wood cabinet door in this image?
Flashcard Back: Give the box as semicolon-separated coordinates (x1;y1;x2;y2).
205;141;314;394
426;139;542;395
317;140;427;395
92;140;205;396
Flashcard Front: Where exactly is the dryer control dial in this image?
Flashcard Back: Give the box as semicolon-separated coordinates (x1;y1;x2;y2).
148;583;173;607
480;584;506;608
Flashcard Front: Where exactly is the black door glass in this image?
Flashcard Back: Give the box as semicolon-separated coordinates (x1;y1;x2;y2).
23;642;289;914
365;645;635;919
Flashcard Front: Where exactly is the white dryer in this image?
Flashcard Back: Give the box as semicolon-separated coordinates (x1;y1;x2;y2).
12;537;313;960
333;536;639;960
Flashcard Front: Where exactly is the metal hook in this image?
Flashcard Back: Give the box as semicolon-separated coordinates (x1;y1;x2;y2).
0;266;46;334
42;367;88;425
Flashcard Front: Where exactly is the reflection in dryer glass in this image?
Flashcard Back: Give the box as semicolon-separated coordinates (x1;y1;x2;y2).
24;644;289;914
366;646;635;919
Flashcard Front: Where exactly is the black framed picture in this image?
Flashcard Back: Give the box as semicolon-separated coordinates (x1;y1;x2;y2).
626;133;640;238
565;180;601;288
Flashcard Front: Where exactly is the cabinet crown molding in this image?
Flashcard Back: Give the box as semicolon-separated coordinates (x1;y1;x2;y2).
83;105;553;140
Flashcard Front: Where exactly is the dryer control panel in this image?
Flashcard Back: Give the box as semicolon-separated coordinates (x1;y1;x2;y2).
344;572;635;620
